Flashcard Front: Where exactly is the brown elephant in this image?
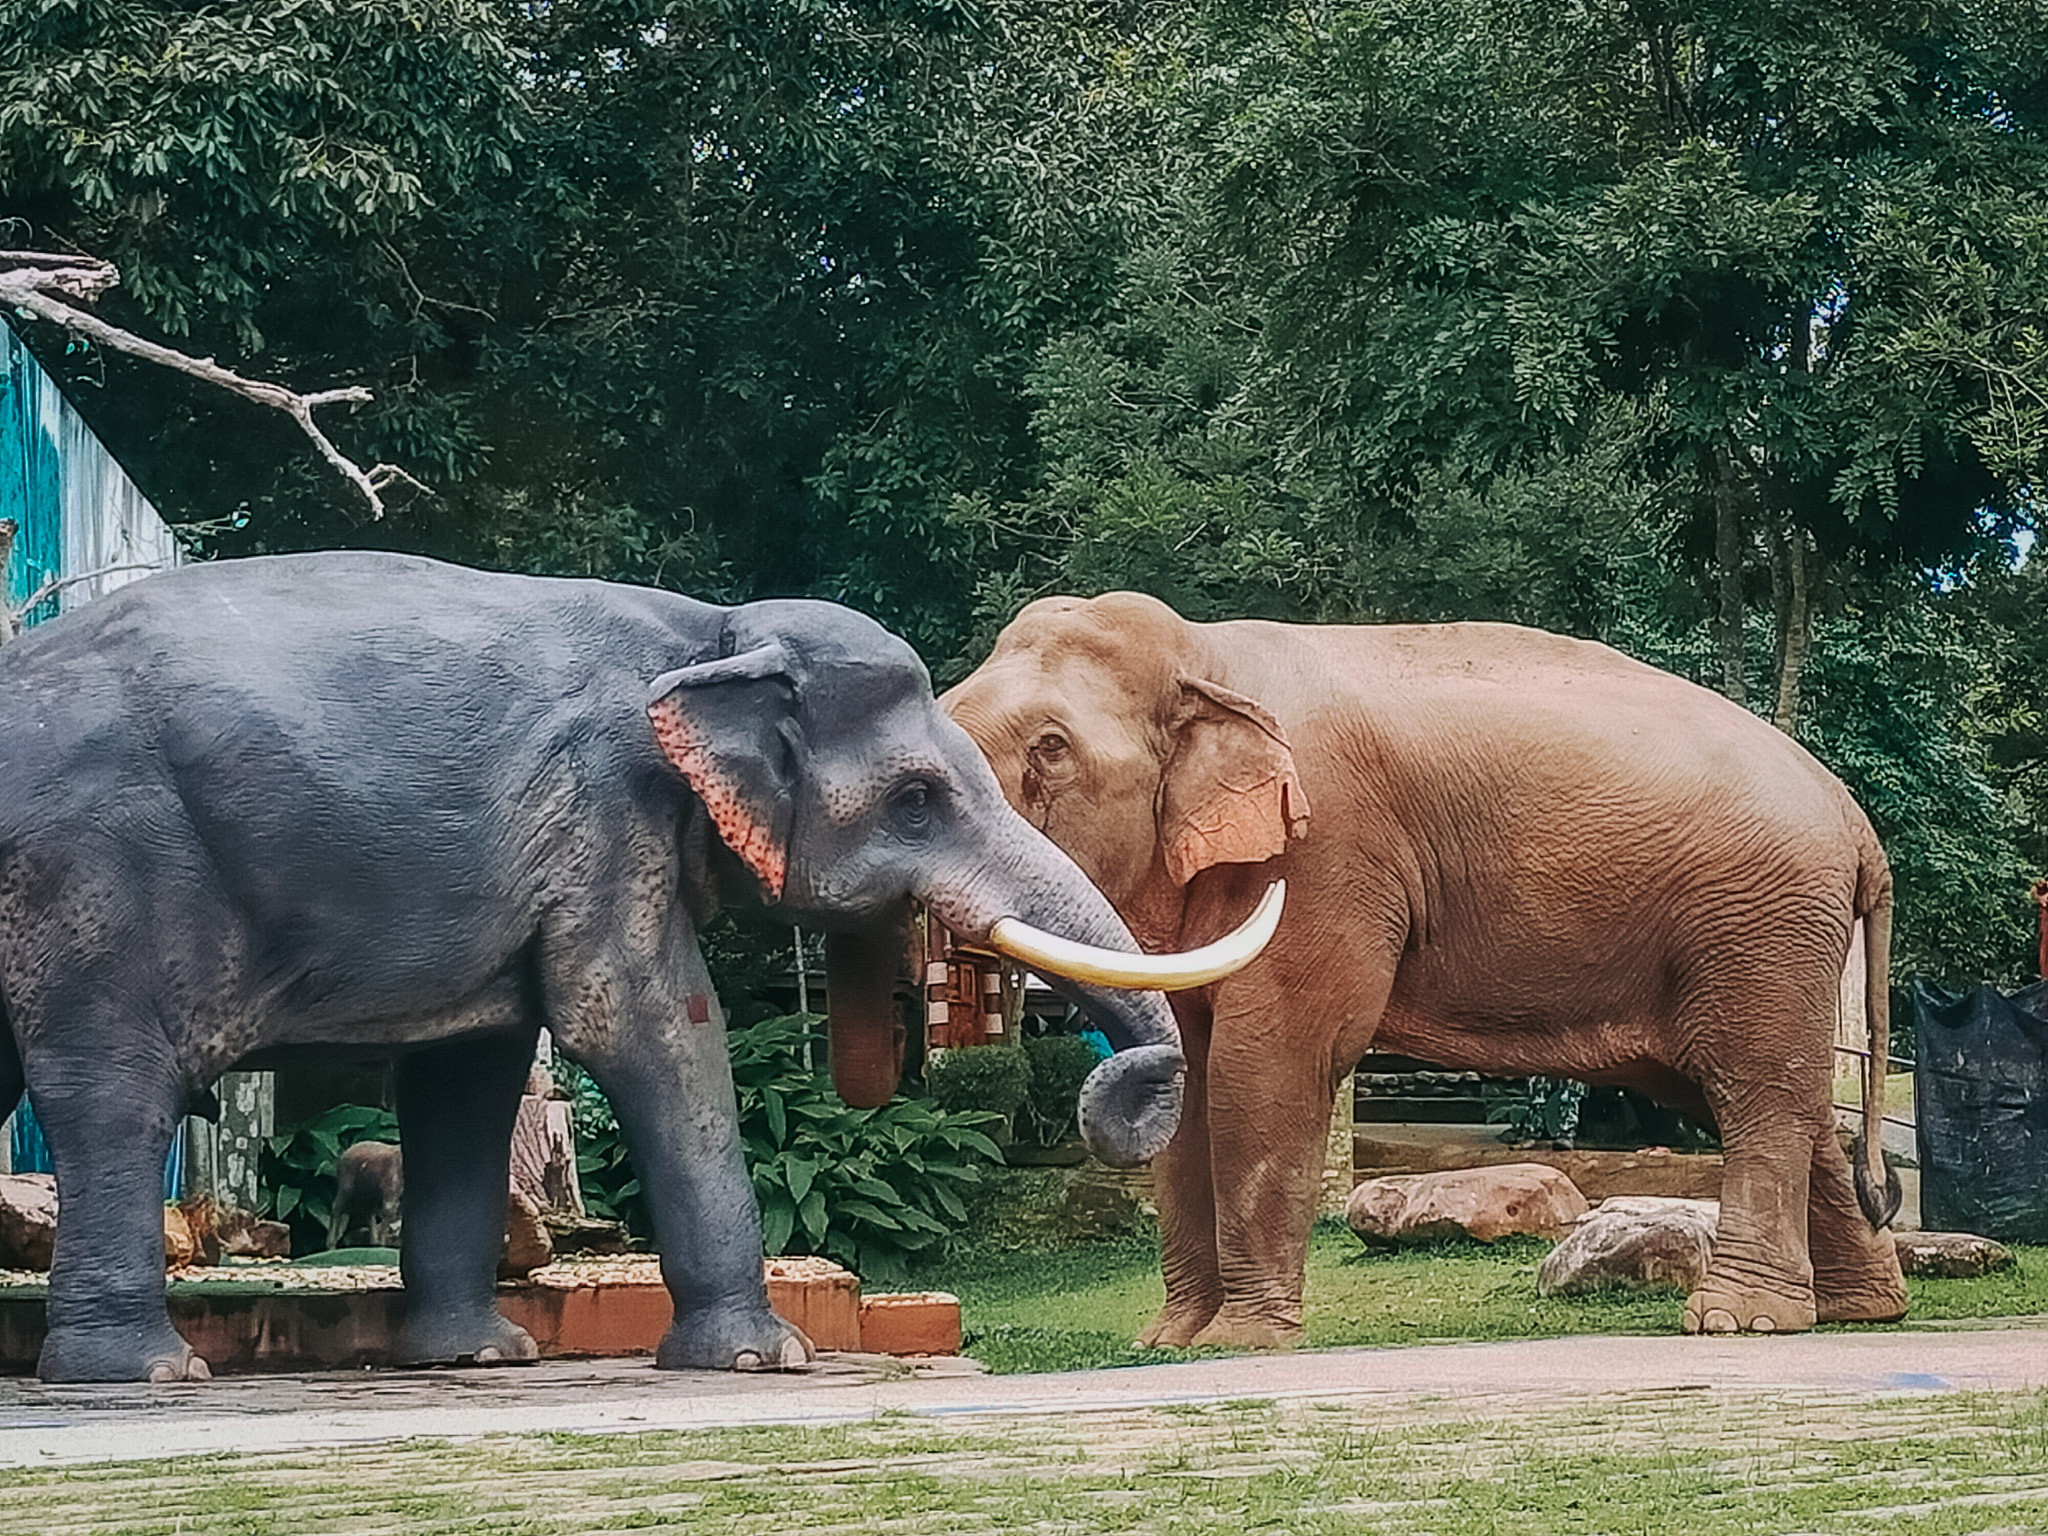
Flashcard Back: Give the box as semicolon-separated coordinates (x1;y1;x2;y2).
942;592;1907;1346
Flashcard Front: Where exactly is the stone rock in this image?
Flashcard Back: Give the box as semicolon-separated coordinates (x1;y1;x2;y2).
543;1212;631;1257
1346;1162;1589;1247
511;1092;584;1217
162;1204;200;1268
175;1195;228;1266
499;1188;556;1279
0;1173;58;1270
1893;1230;2015;1278
180;1194;294;1263
1537;1195;1720;1297
221;1216;294;1261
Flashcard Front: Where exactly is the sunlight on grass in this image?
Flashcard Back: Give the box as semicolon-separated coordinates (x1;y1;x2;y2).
903;1214;2047;1375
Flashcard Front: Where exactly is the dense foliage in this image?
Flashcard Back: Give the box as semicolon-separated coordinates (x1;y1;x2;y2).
731;1014;1005;1279
564;1015;1006;1278
5;0;2046;983
259;1101;401;1256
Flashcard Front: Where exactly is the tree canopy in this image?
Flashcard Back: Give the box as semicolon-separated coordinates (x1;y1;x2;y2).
3;0;2044;982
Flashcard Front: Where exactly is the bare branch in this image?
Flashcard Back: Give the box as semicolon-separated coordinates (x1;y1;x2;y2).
3;560;164;642
0;253;428;518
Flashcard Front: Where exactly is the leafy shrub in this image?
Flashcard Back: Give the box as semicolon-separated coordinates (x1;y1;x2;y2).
924;1044;1033;1120
733;1014;1006;1280
259;1102;400;1256
553;1014;1006;1279
1021;1033;1102;1147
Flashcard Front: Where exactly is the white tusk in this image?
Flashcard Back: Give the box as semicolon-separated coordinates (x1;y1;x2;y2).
986;881;1285;992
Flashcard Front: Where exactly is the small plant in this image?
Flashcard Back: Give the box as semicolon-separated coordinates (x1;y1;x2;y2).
732;1013;1005;1280
1020;1033;1102;1148
553;1014;1007;1279
925;1044;1033;1122
259;1102;400;1256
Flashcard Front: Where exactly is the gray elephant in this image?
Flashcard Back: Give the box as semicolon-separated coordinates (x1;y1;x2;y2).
0;553;1254;1383
327;1141;404;1250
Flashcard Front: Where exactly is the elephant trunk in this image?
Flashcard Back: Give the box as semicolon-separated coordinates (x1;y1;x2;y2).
922;829;1186;1168
825;907;911;1109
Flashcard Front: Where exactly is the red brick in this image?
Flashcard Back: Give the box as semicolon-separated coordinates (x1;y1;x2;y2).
858;1292;961;1356
764;1256;862;1351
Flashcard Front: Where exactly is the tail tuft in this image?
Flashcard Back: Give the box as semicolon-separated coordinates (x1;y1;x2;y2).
1851;1133;1903;1228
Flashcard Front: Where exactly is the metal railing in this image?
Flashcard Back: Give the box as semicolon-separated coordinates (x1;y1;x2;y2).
1832;1044;1917;1131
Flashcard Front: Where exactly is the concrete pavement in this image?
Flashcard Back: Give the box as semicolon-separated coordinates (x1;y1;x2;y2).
1;1319;2043;1469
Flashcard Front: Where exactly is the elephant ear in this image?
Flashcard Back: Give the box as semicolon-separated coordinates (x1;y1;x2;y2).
647;641;801;901
1157;677;1310;886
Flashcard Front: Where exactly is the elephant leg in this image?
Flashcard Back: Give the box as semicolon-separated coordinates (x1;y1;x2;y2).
1186;1017;1339;1350
1139;997;1223;1347
1684;1075;1823;1335
1808;1124;1907;1323
395;1029;540;1365
33;1046;209;1382
559;938;809;1372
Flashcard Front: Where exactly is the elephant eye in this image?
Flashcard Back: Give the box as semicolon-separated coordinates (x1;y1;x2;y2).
1031;731;1071;760
891;779;934;832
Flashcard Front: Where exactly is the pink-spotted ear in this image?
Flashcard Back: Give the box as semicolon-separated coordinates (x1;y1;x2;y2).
647;642;799;900
1157;677;1309;886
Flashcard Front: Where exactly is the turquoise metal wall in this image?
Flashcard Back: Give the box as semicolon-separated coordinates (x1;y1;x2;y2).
1;320;184;1197
2;321;64;622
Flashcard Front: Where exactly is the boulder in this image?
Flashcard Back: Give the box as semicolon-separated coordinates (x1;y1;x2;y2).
162;1204;200;1268
0;1173;58;1270
1537;1195;1720;1297
543;1212;631;1257
220;1216;294;1261
1346;1162;1589;1247
1893;1230;2015;1279
499;1188;556;1279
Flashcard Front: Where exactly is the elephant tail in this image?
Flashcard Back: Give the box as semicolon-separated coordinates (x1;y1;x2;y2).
1852;854;1903;1229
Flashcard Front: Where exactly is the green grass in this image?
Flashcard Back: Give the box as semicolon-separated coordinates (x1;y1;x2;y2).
5;1387;2048;1533
898;1217;2048;1375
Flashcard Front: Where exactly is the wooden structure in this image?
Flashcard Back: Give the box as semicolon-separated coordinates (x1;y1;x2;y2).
917;909;1023;1055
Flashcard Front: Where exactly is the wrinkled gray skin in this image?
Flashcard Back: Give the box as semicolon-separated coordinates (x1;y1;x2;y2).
327;1141;404;1250
0;552;1182;1383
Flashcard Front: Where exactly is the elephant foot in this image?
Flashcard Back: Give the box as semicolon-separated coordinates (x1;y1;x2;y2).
1815;1277;1908;1324
39;1322;212;1384
1187;1310;1304;1351
1137;1303;1221;1349
1682;1283;1816;1335
402;1310;541;1367
655;1308;814;1372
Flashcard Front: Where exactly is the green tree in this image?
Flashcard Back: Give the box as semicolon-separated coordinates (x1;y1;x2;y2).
1181;0;2048;722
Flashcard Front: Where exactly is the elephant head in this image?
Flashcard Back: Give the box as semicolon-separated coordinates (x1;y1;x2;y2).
644;598;1278;1166
940;592;1310;949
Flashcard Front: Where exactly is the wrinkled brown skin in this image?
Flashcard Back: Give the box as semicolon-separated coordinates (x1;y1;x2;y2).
944;592;1907;1347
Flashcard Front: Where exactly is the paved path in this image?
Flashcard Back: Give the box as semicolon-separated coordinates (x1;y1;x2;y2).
2;1319;2043;1469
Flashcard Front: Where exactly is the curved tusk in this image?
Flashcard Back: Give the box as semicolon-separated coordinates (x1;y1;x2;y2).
987;881;1285;992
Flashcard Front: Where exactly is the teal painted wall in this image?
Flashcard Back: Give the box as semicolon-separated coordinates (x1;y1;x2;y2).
2;319;184;1196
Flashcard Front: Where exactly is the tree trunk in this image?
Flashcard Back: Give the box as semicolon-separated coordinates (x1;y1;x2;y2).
1713;452;1747;707
1771;528;1813;735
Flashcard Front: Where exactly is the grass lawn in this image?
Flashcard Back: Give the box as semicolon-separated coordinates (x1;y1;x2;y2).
6;1384;2047;1533
902;1216;2048;1375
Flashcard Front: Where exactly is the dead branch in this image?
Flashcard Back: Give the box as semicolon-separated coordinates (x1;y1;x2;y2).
0;252;428;518
3;559;165;643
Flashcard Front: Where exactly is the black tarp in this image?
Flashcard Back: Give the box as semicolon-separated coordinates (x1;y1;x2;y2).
1913;979;2048;1243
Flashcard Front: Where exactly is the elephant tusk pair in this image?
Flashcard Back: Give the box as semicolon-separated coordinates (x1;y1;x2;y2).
987;881;1286;991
